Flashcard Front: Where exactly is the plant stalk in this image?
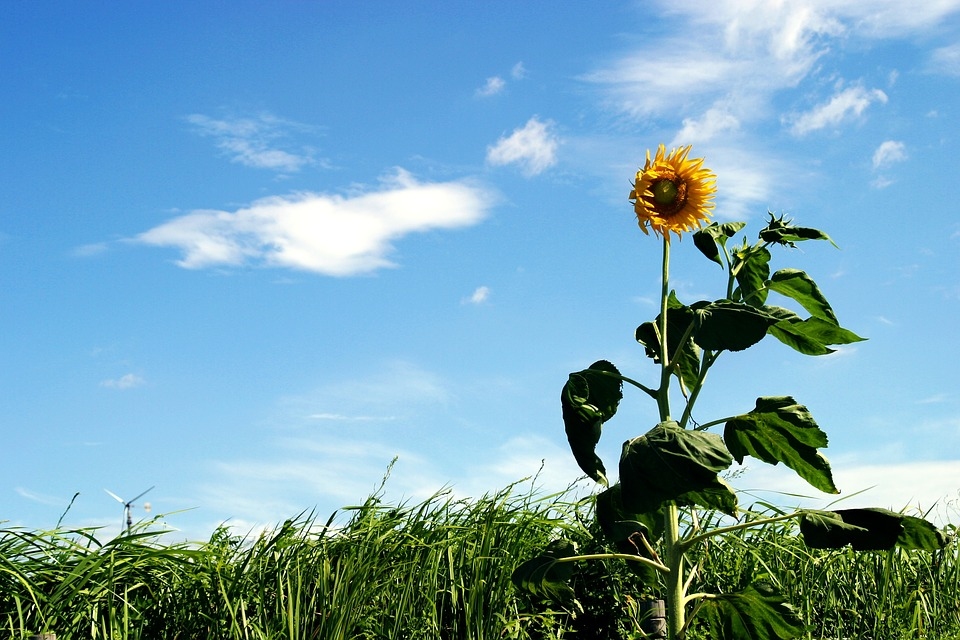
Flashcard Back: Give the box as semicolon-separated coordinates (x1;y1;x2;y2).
664;503;684;639
658;236;672;422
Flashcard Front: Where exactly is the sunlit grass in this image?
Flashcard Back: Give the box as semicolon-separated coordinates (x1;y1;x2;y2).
1;482;958;639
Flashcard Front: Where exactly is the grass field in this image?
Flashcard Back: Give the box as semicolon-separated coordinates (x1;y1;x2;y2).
2;480;958;639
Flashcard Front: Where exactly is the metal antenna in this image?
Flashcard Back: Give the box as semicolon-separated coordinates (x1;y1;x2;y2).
104;486;155;533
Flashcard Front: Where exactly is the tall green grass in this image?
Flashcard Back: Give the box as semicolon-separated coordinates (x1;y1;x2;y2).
2;482;958;639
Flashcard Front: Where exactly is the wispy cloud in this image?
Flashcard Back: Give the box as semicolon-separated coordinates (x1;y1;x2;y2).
475;76;506;97
475;61;526;97
463;285;490;305
186;112;322;173
100;373;145;389
786;86;887;135
582;1;959;210
872;140;907;169
135;169;494;276
871;140;907;188
486;117;559;176
927;43;960;76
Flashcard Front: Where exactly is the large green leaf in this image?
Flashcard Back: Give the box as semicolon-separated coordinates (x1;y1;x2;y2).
596;484;662;583
561;361;623;485
635;292;702;394
732;245;771;307
619;421;737;515
724;396;838;494
800;508;949;551
511;539;577;600
759;213;836;248
767;269;837;323
693;301;781;352
693;221;746;266
765;308;866;356
698;584;806;640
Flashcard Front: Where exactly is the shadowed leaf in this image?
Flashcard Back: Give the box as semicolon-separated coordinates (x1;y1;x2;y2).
724;396;838;494
694;301;780;352
620;421;736;515
800;508;948;551
511;539;577;600
561;360;622;484
694;221;746;266
733;245;771;307
699;583;805;639
635;292;702;394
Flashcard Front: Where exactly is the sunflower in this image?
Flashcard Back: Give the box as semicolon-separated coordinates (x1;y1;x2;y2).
630;144;717;241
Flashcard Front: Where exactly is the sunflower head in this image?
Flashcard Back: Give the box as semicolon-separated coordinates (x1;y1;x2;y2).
629;144;717;242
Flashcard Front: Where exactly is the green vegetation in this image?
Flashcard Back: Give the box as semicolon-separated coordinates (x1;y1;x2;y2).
1;481;958;639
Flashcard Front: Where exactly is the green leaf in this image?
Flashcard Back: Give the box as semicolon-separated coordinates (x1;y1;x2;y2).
699;584;806;639
619;421;737;515
767;312;866;356
800;508;949;551
759;212;837;248
724;396;838;494
694;301;781;352
732;245;771;307
767;269;837;323
596;484;662;583
693;221;747;266
635;292;702;394
511;539;577;600
561;360;623;485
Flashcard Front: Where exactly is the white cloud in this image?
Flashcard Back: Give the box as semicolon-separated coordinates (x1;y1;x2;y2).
463;285;490;305
582;0;959;205
510;62;527;80
475;76;506;97
672;104;741;145
486;117;559;176
740;458;960;524
100;373;145;389
72;242;108;257
872;140;907;169
928;43;960;76
135;169;493;276
786;86;887;135
186;113;320;173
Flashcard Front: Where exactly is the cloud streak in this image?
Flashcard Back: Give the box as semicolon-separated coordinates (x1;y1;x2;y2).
786;86;888;135
135;169;494;276
486;117;559;176
186;113;322;173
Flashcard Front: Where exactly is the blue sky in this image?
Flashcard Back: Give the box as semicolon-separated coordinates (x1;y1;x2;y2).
3;1;960;540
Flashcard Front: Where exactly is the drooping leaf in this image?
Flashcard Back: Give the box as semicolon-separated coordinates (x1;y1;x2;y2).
768;313;866;356
511;539;577;600
766;316;834;355
596;484;663;583
732;245;771;307
561;360;623;485
899;514;952;550
620;421;737;515
724;396;838;494
767;269;837;323
759;212;836;248
800;508;949;551
698;583;806;640
693;300;781;352
693;221;747;266
635;292;702;394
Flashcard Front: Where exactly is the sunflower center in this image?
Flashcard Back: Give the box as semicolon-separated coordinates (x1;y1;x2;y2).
647;174;688;218
652;179;678;205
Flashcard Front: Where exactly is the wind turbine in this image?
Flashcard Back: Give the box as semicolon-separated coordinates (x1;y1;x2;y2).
105;486;154;533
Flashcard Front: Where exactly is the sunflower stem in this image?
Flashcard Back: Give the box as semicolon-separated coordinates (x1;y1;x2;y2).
658;236;672;423
657;235;685;640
